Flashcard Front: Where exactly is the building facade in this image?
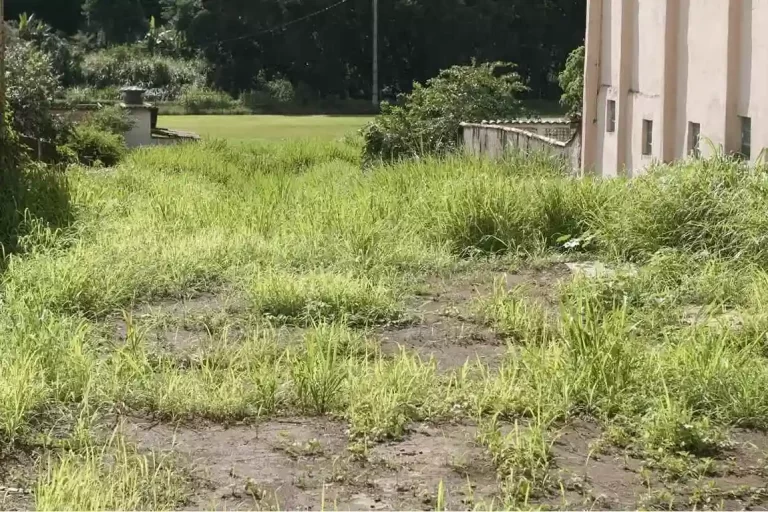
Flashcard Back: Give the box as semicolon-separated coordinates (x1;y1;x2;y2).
582;0;768;177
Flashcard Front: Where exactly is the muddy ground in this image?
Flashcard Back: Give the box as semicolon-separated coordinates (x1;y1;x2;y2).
4;263;768;511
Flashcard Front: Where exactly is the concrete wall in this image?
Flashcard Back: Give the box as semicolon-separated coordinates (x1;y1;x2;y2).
582;0;768;177
123;107;153;148
461;123;582;172
495;121;575;142
53;105;159;149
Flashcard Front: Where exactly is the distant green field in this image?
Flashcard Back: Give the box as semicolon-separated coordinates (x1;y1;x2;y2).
159;115;372;143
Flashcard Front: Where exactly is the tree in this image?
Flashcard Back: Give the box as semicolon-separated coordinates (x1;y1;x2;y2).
11;0;590;107
82;0;148;45
168;0;587;102
5;35;59;139
7;0;82;34
362;61;527;163
16;14;84;86
558;45;585;120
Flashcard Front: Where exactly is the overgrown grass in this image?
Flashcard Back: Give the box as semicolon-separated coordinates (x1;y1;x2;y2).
4;138;768;508
36;433;189;510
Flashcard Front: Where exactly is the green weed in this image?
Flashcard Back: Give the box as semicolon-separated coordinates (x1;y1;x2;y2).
35;433;189;511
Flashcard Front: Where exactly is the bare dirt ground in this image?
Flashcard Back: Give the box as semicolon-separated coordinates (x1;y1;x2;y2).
86;265;768;510
0;450;37;511
123;417;499;511
378;266;569;371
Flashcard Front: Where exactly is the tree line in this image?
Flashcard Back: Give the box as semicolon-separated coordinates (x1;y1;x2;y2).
7;0;586;101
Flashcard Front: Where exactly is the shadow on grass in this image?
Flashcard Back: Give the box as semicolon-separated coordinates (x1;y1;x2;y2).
0;162;73;258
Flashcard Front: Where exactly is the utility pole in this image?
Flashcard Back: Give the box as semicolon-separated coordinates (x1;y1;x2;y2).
372;0;379;106
0;0;5;134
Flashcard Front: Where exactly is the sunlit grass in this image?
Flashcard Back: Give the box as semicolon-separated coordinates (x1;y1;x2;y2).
159;114;373;143
4;137;768;508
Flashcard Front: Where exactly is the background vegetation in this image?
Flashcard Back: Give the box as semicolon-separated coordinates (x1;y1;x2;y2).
8;0;586;110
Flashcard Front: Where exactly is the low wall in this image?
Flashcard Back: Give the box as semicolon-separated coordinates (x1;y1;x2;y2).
19;135;58;163
52;104;197;149
460;122;582;172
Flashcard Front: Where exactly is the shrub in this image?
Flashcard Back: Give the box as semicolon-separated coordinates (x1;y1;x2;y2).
263;77;296;104
82;45;206;100
16;14;84;87
81;105;135;135
239;90;272;111
61;86;121;104
179;87;238;114
592;155;768;262
240;74;297;111
6;37;58;140
65;126;127;167
558;46;584;121
362;61;527;164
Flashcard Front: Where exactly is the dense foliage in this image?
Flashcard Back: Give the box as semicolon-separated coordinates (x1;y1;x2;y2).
64;125;127;167
80;105;136;135
558;45;584;120
6;34;59;139
8;0;586;103
362;62;526;163
81;45;205;100
17;14;84;87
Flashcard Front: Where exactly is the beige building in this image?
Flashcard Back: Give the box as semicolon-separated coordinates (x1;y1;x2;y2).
582;0;768;177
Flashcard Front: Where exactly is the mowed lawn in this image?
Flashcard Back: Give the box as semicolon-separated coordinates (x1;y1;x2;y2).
159;114;373;143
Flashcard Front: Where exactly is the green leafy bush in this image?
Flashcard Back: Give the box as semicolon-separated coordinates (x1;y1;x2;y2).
6;37;59;140
60;86;121;104
16;14;84;87
179;87;238;114
81;105;135;135
240;73;296;110
262;75;295;104
82;45;206;100
558;46;585;121
238;90;272;111
362;61;526;164
65;125;127;167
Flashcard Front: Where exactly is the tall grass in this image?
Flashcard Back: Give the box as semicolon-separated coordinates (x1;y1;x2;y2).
3;137;768;507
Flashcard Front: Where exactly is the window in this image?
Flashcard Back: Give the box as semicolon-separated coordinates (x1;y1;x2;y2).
688;122;701;158
642;119;653;156
741;116;752;160
607;100;616;132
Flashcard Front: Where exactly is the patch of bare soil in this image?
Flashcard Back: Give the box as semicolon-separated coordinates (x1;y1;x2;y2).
367;423;499;510
110;292;233;353
0;451;37;511
122;417;500;511
378;265;570;370
108;292;306;358
551;420;768;510
122;412;768;511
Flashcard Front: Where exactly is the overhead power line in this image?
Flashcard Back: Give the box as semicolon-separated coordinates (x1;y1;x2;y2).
204;0;352;48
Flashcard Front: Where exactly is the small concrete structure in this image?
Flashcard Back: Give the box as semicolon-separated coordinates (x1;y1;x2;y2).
51;87;199;149
460;120;582;173
582;0;768;177
479;118;577;143
120;87;154;148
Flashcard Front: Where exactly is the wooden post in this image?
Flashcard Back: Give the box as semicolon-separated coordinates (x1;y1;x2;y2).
372;0;379;106
0;0;6;135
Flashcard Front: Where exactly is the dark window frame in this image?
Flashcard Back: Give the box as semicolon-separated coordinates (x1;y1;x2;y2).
688;122;701;158
642;119;653;156
607;100;616;133
740;116;752;160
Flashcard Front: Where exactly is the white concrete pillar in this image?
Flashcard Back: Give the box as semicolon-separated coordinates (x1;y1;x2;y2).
581;0;603;175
